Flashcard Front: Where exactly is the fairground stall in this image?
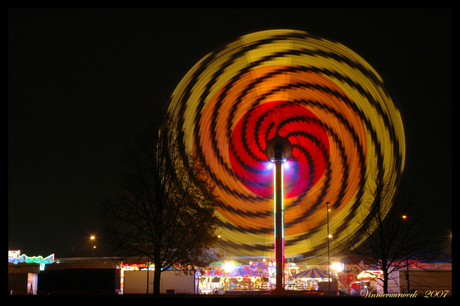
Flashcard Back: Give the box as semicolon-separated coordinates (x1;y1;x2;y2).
199;261;265;294
291;267;338;292
198;261;301;294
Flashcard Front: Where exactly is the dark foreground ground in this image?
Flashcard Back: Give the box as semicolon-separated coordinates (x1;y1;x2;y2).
8;295;355;298
8;290;352;298
8;290;449;298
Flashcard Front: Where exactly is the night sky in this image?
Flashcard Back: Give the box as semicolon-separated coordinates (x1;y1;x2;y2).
8;9;451;257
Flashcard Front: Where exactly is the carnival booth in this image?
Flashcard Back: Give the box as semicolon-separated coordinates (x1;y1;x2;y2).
199;261;257;294
292;268;329;291
199;261;299;293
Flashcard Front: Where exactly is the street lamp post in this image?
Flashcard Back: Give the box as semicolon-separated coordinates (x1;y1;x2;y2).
402;215;410;293
90;235;95;262
327;201;330;295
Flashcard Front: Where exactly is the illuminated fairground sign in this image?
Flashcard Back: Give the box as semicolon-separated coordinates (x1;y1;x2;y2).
357;270;383;279
392;259;452;269
120;263;154;270
409;262;452;269
8;250;21;260
8;250;55;270
357;261;452;279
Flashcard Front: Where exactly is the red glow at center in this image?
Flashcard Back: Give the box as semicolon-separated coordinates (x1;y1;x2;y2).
229;101;329;198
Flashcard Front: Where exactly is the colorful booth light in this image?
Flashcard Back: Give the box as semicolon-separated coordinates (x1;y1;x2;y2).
357;270;383;279
8;253;55;265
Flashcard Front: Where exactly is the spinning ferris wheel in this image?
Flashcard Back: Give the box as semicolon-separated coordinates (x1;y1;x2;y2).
167;29;406;262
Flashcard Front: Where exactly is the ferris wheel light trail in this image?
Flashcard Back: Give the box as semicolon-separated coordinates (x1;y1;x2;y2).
167;29;406;263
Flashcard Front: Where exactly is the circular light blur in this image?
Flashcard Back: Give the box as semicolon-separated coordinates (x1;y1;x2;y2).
167;29;405;259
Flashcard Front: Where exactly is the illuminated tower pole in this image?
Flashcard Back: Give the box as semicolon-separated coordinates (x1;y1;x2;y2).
265;132;292;293
274;144;284;291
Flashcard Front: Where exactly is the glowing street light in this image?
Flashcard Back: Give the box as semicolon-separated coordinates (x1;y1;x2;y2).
331;262;344;273
90;235;95;262
223;262;235;273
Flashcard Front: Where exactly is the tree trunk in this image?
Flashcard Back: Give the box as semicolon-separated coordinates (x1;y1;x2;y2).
153;262;162;297
382;269;389;294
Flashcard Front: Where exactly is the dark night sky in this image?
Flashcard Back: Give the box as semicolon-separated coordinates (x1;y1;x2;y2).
8;9;451;257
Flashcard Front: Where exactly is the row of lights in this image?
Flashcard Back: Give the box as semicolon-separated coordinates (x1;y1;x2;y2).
91;214;409;248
